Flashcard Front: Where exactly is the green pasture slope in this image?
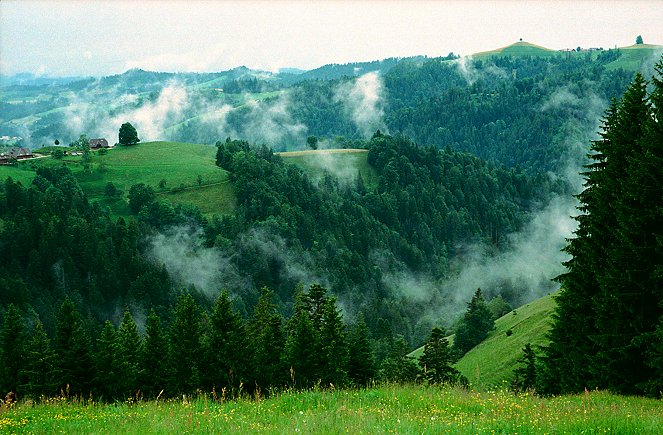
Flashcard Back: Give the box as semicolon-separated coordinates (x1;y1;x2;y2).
2;141;235;217
472;41;557;60
278;148;379;187
3;384;661;434
409;292;556;390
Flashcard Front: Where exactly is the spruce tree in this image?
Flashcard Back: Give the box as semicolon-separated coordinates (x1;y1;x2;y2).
247;287;286;391
0;304;25;396
140;309;168;398
543;65;663;396
168;292;201;395
23;320;57;398
201;290;247;394
453;289;494;357
55;297;93;396
319;295;349;387
284;289;318;388
116;309;142;397
419;327;458;385
94;320;118;400
347;314;376;387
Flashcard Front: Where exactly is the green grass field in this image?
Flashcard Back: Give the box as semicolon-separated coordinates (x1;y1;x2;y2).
278;149;379;187
2;384;660;434
409;293;556;390
473;41;557;60
1;142;235;218
604;44;663;71
454;293;556;389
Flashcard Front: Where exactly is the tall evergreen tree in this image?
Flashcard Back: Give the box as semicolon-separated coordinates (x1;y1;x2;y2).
419;327;458;385
543;65;663;396
284;288;319;388
55;297;93;396
116;309;142;397
140;309;168;398
319;295;349;387
94;320;119;399
247;287;286;391
347;314;376;387
168;292;201;395
23;320;57;398
201;290;247;393
0;304;25;396
452;289;495;357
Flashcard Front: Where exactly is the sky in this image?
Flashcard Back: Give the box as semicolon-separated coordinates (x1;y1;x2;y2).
1;0;662;77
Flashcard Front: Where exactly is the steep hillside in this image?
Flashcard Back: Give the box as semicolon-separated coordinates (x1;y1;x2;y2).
455;293;556;389
408;292;556;389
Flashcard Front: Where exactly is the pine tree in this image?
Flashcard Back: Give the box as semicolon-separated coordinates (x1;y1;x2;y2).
453;289;494;357
284;289;318;388
512;343;537;393
0;304;25;396
419;327;458;385
23;320;57;398
168;292;201;395
201;290;247;394
140;309;168;398
55;297;93;396
543;65;663;396
379;336;420;383
347;314;376;387
247;287;286;391
319;295;349;387
116;309;142;397
94;320;118;400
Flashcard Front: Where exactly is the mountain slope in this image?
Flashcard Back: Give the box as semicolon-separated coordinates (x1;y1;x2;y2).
455;292;556;389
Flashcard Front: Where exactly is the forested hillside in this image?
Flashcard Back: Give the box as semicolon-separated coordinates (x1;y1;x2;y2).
1;44;662;400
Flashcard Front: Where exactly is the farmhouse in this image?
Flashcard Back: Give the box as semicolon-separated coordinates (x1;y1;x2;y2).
89;138;111;149
0;147;33;164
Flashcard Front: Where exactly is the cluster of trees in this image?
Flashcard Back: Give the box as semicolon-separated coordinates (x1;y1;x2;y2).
0;283;465;401
540;63;663;397
210;133;562;346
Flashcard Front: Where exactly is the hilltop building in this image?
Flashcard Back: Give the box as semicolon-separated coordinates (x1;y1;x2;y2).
89;138;111;149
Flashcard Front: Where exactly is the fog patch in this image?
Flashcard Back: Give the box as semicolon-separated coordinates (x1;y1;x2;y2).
147;225;249;299
334;72;387;138
241;92;308;148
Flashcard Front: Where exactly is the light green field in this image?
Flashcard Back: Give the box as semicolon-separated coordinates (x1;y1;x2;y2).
2;384;661;434
2;142;235;217
454;293;556;389
473;41;557;60
278;148;379;187
604;44;663;71
409;293;556;390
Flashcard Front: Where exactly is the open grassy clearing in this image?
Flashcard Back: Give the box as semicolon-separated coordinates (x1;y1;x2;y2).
3;141;235;217
454;293;556;389
409;293;556;390
605;44;663;71
472;41;557;60
278;148;379;187
2;384;660;434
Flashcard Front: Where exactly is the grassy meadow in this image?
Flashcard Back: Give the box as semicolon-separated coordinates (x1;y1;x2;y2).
278;148;379;188
409;293;556;390
1;141;235;217
2;384;661;434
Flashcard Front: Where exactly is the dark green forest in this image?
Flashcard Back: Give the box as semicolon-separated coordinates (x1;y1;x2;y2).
1;50;662;400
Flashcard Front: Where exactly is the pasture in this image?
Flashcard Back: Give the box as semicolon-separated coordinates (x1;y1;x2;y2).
1;384;660;434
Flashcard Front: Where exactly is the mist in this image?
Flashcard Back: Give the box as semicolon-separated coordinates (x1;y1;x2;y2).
334;72;387;138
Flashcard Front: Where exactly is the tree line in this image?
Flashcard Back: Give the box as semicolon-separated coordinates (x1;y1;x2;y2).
0;282;478;401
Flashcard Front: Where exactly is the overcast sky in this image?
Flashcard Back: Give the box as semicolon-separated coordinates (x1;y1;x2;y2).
1;0;662;77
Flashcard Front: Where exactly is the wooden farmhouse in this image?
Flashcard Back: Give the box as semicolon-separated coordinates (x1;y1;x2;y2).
0;147;33;164
89;138;111;149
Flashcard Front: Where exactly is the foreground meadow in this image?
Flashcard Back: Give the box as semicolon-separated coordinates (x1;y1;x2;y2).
1;385;661;434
